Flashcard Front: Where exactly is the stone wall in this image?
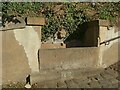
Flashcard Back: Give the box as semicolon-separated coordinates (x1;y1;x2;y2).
39;47;100;70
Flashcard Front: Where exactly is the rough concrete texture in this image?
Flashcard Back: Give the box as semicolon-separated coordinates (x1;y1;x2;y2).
14;26;40;73
39;20;119;70
3;61;119;88
99;26;119;43
100;42;119;68
2;30;31;84
99;19;110;26
39;47;100;70
2;26;41;84
99;26;120;67
27;17;45;26
31;68;103;84
31;61;120;88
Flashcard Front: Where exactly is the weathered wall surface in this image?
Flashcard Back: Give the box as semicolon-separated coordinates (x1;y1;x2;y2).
39;47;100;70
2;30;31;83
98;26;120;68
101;42;119;67
14;26;40;73
2;26;41;84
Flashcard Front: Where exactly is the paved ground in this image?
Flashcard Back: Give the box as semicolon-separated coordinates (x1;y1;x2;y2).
2;61;120;88
32;67;119;88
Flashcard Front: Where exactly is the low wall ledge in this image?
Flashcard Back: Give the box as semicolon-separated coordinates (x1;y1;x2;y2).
0;24;25;31
99;20;110;27
0;17;26;31
26;17;45;26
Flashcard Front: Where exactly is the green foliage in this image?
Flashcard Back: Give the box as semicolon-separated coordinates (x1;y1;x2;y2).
2;2;43;17
2;2;120;41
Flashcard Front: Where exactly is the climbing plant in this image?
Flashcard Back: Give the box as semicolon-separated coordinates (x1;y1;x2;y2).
2;2;120;41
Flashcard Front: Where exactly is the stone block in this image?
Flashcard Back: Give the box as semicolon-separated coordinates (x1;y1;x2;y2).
64;79;79;88
57;80;67;88
98;79;113;88
73;78;90;88
31;70;61;84
27;17;45;26
44;81;57;88
39;47;99;70
99;20;110;27
88;80;101;88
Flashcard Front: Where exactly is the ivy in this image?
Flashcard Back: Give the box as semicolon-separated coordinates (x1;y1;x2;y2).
2;2;120;41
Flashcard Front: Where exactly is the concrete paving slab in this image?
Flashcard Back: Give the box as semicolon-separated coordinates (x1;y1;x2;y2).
89;81;101;88
57;80;67;88
64;79;79;88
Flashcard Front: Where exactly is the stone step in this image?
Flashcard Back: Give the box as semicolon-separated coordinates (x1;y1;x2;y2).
57;80;67;88
31;70;60;84
31;68;103;84
73;78;92;88
64;79;80;88
88;80;101;88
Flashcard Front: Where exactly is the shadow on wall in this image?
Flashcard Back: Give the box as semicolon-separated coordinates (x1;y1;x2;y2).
64;22;88;48
2;15;21;27
64;20;99;48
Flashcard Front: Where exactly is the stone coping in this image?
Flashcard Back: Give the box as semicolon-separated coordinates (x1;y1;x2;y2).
82;19;110;27
0;17;45;30
99;19;110;27
26;17;45;26
0;19;112;31
0;24;25;31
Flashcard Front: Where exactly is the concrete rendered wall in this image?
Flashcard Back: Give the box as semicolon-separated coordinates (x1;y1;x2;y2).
2;26;41;84
2;29;30;84
39;47;100;70
39;20;120;70
98;26;120;68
